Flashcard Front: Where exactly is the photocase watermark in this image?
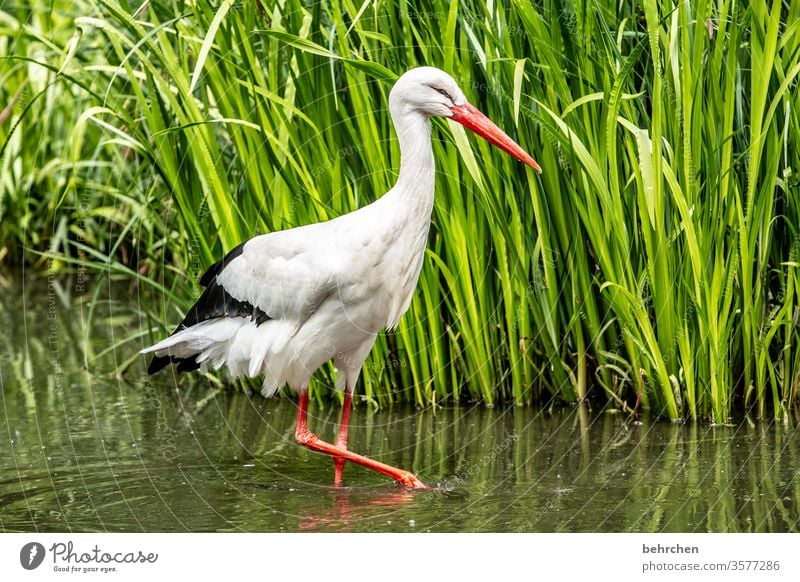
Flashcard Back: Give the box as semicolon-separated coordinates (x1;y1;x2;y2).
289;142;369;212
187;198;211;290
514;497;561;532
19;540;158;574
20;542;46;570
142;373;178;460
75;183;93;294
46;261;66;396
438;432;520;491
405;10;527;37
356;10;527;37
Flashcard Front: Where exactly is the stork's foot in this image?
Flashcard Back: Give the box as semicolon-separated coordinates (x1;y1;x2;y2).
396;470;432;491
295;392;430;490
296;430;429;489
333;451;428;490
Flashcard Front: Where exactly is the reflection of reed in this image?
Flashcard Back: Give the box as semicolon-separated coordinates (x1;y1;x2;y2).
228;400;799;532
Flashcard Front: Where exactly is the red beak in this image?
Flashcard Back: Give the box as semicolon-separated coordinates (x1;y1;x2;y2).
450;103;542;173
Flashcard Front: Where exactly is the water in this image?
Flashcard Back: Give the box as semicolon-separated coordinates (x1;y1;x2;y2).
1;277;798;532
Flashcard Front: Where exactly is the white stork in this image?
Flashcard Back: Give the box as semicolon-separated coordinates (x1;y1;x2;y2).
142;67;540;489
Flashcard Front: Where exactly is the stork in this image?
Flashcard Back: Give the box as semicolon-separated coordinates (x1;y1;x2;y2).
142;67;540;490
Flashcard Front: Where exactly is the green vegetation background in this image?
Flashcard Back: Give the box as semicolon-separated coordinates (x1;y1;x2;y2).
1;0;798;422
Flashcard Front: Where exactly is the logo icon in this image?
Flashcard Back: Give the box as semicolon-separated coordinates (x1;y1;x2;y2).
20;542;45;570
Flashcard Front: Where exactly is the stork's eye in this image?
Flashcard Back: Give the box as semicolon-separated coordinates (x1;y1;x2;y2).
433;87;454;102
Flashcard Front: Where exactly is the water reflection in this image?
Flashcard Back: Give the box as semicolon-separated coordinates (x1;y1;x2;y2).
0;277;798;532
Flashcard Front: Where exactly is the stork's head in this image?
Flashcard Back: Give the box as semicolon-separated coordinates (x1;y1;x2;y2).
389;66;541;172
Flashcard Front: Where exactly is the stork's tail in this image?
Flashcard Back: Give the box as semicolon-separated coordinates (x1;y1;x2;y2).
141;318;294;397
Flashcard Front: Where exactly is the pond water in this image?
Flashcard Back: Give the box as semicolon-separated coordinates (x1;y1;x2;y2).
1;277;798;532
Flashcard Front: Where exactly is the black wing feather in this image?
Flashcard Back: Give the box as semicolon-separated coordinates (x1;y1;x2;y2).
148;240;271;375
198;241;246;287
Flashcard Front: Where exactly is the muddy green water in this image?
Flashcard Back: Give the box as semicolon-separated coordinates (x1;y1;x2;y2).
1;278;798;532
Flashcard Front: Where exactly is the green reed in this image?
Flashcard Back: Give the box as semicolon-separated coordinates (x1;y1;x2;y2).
1;0;798;421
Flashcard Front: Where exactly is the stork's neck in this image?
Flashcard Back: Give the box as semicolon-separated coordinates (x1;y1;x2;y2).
390;109;435;212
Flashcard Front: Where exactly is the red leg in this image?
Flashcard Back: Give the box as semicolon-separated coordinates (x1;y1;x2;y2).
333;392;352;486
295;391;430;490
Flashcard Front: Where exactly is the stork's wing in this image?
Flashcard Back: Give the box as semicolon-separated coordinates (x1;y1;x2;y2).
193;223;341;331
170;239;269;334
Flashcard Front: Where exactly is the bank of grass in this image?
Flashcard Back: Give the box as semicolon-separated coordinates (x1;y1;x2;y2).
1;0;798;421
